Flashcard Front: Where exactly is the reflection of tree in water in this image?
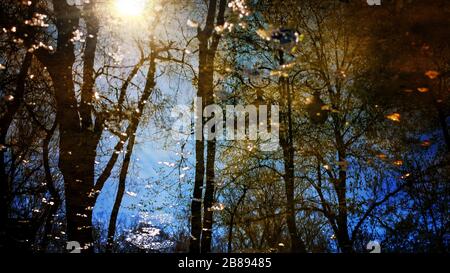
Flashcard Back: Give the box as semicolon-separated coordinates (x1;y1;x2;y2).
0;0;448;254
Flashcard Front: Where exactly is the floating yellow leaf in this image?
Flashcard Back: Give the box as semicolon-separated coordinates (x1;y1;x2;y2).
401;173;411;179
298;33;305;42
417;87;429;93
386;113;401;122
321;105;331;111
290;46;297;54
393;160;403;166
425;70;439;80
256;28;272;41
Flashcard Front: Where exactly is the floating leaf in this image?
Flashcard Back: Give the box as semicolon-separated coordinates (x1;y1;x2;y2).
417;87;429;93
321;104;332;111
126;191;137;197
401;173;411;179
386;113;401;122
3;95;14;101
187;19;199;28
393;160;403;166
209;203;225;211
425;70;439;80
256;28;272;41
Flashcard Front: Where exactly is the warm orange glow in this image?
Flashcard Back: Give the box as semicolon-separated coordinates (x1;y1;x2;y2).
425;70;439;80
386;113;401;122
393;160;403;166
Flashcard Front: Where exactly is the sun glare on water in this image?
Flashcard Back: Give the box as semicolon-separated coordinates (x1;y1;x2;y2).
114;0;147;17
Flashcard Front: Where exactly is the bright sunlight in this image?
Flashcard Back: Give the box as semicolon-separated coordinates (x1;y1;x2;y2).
114;0;147;17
